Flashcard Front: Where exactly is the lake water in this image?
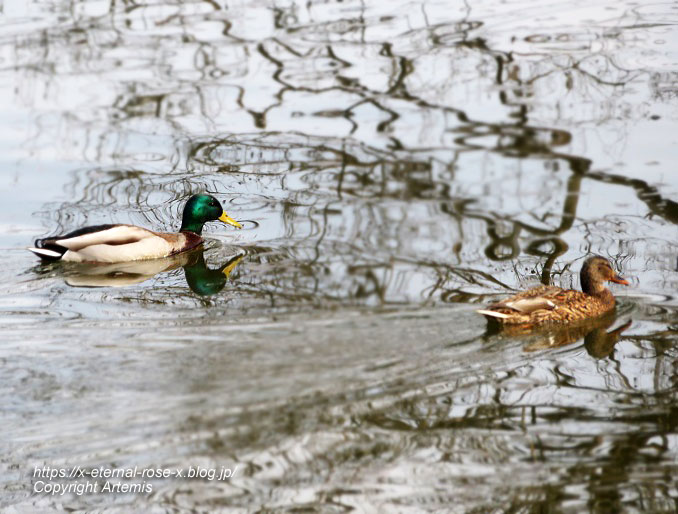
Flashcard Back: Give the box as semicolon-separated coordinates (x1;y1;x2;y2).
2;0;678;511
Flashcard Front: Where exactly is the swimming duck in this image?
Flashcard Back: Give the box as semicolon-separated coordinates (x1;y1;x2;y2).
28;194;242;263
477;256;629;325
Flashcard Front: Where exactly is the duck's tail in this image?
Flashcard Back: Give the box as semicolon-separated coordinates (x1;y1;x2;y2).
27;247;65;260
28;237;67;261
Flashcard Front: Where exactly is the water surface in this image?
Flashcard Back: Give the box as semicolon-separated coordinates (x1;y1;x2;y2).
2;0;678;511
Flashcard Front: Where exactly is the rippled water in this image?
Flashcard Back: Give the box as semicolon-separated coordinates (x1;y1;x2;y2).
2;0;678;511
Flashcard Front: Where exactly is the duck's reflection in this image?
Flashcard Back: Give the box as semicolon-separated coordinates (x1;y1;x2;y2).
582;319;633;359
486;314;632;358
183;250;244;296
61;248;245;296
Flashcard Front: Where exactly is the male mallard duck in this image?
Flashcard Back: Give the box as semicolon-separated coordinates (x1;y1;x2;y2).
477;256;629;325
28;194;242;263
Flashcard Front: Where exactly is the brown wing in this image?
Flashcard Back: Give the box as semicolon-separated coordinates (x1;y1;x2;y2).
489;285;562;309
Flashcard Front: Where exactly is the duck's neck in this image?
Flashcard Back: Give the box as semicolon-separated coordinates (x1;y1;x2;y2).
180;218;204;235
582;278;614;304
595;288;615;306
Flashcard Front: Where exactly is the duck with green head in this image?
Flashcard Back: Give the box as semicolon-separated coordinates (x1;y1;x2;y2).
28;194;242;263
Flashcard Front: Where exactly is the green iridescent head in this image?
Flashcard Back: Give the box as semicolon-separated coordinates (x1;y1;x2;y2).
179;194;242;234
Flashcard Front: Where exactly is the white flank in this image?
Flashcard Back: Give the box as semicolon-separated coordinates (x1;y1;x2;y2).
56;225;155;251
27;247;62;258
476;309;511;319
60;235;178;263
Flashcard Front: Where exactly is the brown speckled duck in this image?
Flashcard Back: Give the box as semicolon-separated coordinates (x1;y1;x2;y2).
477;256;629;325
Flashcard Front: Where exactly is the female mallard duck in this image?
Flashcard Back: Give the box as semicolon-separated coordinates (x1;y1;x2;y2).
477;256;629;325
28;194;242;263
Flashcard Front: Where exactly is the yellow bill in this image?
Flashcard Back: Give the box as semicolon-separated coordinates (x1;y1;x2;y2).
219;212;243;229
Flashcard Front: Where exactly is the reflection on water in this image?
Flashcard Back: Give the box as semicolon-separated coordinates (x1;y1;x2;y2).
2;0;678;511
584;319;633;359
57;248;245;296
183;250;244;296
489;314;633;357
